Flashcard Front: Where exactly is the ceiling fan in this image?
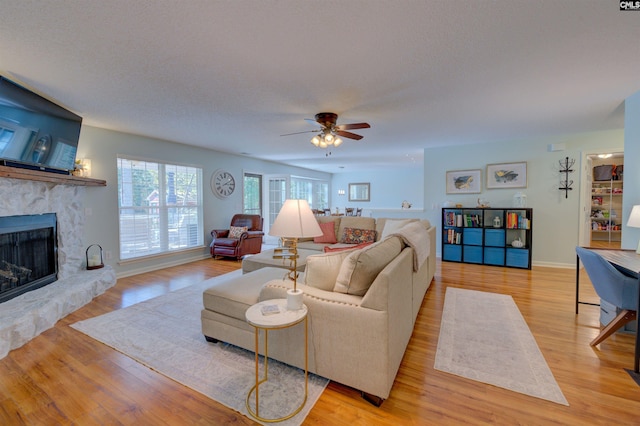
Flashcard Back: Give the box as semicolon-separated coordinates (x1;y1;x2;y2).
281;112;370;153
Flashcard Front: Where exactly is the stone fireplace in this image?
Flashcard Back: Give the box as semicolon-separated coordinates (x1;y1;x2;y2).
0;175;116;359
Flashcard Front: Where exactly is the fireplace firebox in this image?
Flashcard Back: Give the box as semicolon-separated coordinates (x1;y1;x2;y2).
0;213;58;303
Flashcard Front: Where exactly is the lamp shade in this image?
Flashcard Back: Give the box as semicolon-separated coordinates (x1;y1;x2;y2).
269;199;322;238
627;205;640;228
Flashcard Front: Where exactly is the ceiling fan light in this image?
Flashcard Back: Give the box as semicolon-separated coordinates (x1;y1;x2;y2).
319;141;328;148
324;133;334;144
311;136;320;146
334;137;343;147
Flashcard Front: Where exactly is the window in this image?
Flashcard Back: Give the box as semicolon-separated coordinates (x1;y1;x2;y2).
290;176;329;210
243;173;262;215
243;173;328;240
117;157;203;260
0;127;15;153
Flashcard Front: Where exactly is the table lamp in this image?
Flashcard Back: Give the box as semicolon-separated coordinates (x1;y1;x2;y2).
268;199;322;310
627;205;640;254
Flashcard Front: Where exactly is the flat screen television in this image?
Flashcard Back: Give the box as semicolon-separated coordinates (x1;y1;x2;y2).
0;76;82;174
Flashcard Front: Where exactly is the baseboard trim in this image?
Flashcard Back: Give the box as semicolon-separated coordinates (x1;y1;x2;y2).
531;261;574;269
435;255;575;270
115;253;211;279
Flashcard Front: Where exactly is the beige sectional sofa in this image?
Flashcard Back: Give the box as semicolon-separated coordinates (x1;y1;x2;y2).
200;217;436;404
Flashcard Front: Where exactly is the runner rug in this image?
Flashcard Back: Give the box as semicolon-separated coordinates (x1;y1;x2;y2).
71;270;328;425
434;287;568;405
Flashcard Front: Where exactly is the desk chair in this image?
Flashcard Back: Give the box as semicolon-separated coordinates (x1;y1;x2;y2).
576;247;638;346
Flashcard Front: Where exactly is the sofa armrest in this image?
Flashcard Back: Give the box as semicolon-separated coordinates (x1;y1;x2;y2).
245;230;264;239
211;229;229;239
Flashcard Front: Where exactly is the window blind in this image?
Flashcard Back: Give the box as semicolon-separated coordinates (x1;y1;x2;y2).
117;157;203;260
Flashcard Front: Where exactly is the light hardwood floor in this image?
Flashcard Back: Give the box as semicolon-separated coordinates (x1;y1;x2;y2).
1;257;639;425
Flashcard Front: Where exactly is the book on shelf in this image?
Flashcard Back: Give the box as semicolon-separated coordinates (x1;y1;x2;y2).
445;211;464;227
506;212;530;229
446;229;461;244
463;214;480;227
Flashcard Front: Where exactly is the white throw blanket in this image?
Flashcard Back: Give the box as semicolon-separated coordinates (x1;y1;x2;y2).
390;221;430;271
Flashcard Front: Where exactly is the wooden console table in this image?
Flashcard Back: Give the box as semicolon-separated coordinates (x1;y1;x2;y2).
575;248;640;373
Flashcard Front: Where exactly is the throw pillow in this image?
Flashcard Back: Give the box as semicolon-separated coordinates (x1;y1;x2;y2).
323;242;373;253
334;236;402;296
314;221;338;243
304;250;353;292
341;227;376;244
380;219;413;240
228;226;248;239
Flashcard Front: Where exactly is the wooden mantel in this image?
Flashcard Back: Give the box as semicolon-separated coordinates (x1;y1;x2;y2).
0;165;106;187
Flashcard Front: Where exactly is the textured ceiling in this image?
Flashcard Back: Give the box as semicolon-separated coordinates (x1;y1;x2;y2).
1;1;639;173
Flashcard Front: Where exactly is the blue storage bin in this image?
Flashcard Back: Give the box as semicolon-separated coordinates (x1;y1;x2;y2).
484;229;505;247
484;247;505;265
443;244;462;261
463;228;483;246
506;248;529;268
463;245;483;263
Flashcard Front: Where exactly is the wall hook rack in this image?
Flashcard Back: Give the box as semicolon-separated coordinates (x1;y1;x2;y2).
558;157;575;198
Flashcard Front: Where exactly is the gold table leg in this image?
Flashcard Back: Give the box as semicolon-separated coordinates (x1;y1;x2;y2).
246;317;308;422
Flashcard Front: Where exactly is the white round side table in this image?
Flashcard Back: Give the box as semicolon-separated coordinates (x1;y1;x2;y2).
245;299;308;422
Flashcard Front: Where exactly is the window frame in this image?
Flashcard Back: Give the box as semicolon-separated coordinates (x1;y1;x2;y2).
117;156;204;261
243;172;263;215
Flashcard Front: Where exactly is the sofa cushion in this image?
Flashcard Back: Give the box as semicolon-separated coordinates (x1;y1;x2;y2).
334;236;403;296
379;219;413;240
229;226;247;239
304;250;354;291
202;267;287;321
317;216;341;238
342;228;377;244
314;221;338;243
337;217;375;240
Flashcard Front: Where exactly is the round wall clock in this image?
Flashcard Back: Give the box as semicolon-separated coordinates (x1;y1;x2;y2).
211;169;236;199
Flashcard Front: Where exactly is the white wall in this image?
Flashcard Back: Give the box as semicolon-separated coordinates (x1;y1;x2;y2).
331;168;424;218
77;125;330;277
75;121;634;274
423;129;625;267
622;90;640;251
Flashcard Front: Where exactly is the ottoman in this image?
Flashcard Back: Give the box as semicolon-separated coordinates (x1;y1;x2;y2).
201;266;295;350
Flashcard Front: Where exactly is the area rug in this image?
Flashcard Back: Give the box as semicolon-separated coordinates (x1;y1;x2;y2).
434;287;568;405
71;270;328;425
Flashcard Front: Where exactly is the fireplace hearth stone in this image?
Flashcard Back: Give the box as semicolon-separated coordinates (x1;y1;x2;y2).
0;175;116;359
0;266;116;359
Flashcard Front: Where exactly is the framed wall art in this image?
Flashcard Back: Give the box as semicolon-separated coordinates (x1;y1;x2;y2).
486;162;527;189
445;169;482;194
348;182;370;201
